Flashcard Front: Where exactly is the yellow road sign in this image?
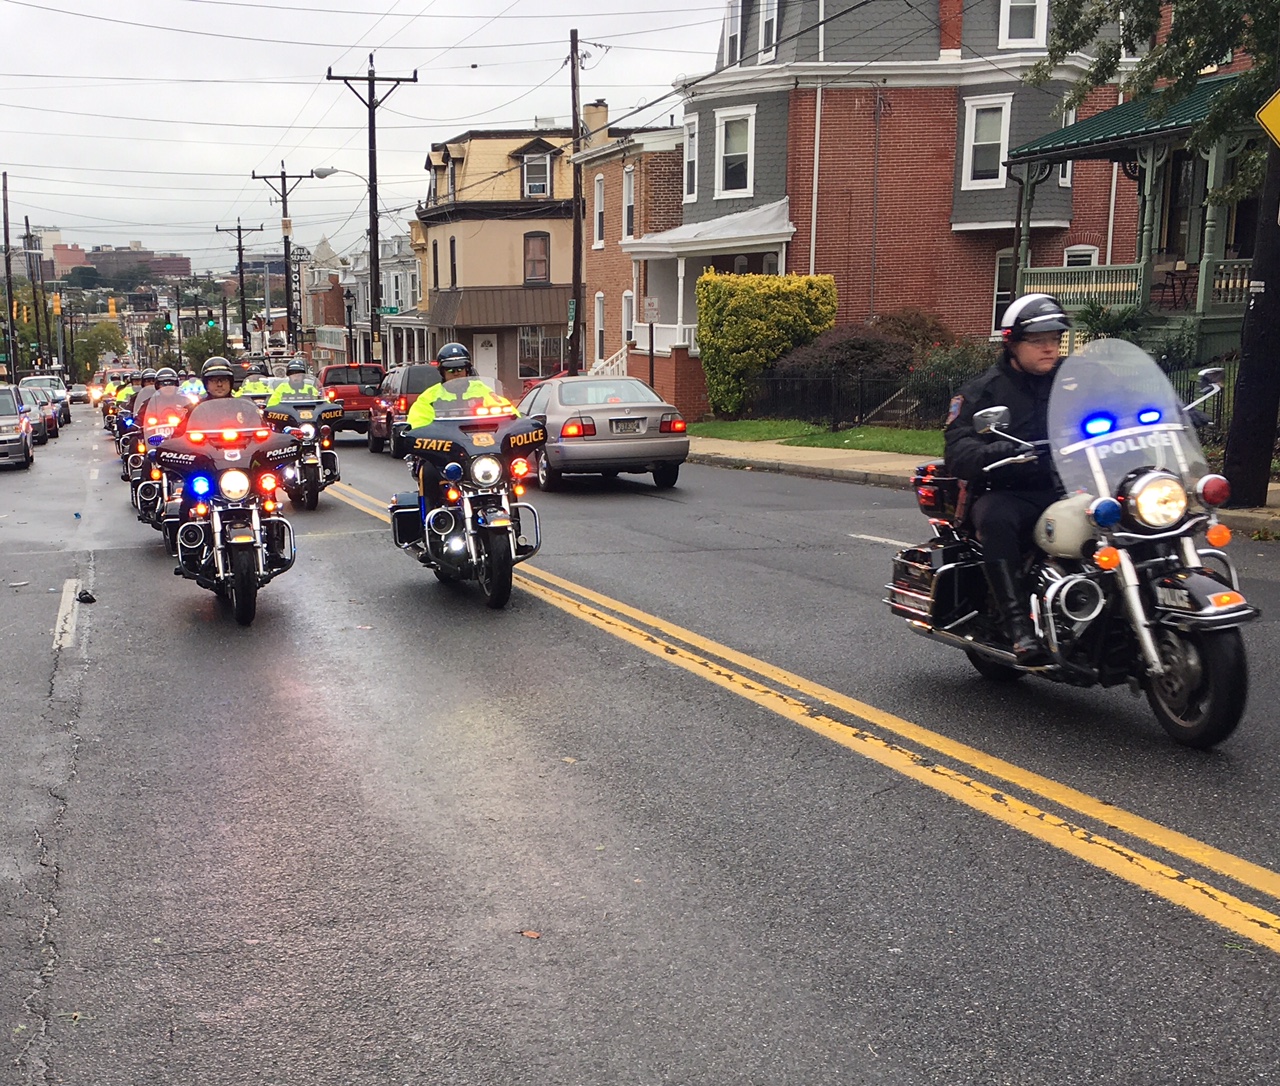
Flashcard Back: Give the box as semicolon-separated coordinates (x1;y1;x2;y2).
1258;87;1280;148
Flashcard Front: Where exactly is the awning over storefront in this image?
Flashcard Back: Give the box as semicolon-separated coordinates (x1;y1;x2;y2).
1008;74;1240;164
427;285;571;328
621;197;795;257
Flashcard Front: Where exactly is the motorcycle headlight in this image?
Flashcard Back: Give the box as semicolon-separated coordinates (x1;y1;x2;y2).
471;455;502;487
300;423;316;439
220;469;251;501
1127;472;1188;529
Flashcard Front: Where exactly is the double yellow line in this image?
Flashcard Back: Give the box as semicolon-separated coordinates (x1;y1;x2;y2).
335;481;1280;953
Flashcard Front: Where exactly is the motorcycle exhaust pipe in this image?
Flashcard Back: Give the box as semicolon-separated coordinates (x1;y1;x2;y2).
427;509;456;536
137;481;160;505
177;523;207;550
1055;575;1105;624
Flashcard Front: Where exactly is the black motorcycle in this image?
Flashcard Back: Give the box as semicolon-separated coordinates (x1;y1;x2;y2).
389;379;545;609
155;397;299;626
262;395;343;510
131;388;197;529
887;339;1256;748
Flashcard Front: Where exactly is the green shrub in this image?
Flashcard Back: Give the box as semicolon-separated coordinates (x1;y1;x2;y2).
696;270;838;416
1076;298;1146;342
770;324;914;381
869;307;956;356
1144;319;1199;373
907;339;997;421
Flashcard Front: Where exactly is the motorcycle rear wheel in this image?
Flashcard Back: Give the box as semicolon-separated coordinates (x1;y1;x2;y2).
229;547;258;626
477;530;513;609
965;648;1024;682
1145;628;1247;748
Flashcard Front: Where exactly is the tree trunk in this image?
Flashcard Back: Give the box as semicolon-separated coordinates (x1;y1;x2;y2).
1223;138;1280;507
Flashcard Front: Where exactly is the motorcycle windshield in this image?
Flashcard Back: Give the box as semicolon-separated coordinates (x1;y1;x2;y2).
432;378;514;419
186;398;265;430
1047;339;1209;499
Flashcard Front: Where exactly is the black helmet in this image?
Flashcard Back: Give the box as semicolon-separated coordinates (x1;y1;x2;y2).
202;357;234;380
140;368;158;382
246;362;265;377
436;342;472;374
1000;293;1072;341
286;359;308;376
155;367;179;386
126;370;141;382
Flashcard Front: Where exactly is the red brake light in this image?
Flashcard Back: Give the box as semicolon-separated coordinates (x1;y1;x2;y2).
561;416;596;438
222;429;237;441
396;397;407;414
326;389;336;400
659;412;687;433
167;415;180;426
188;431;205;443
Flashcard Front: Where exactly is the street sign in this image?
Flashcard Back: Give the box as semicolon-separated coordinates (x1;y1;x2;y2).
1257;87;1280;149
643;296;661;323
376;305;399;315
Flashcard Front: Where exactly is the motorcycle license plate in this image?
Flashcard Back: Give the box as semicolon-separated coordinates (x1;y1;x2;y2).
612;419;641;434
300;409;314;420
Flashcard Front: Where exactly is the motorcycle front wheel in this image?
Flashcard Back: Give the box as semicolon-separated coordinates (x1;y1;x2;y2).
1145;628;1247;748
477;529;513;609
229;547;258;626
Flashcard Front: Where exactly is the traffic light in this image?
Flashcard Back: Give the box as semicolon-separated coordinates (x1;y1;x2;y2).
52;293;62;316
22;304;28;324
206;309;216;328
163;310;173;332
108;296;117;317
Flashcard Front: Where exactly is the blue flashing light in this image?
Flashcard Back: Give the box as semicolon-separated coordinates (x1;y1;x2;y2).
1088;496;1123;529
190;475;213;497
443;461;464;482
1137;407;1162;425
1082;412;1117;437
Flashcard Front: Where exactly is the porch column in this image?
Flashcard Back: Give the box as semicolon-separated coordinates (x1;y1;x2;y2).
1014;163;1049;289
1196;137;1229;313
676;256;686;338
1136;142;1170;299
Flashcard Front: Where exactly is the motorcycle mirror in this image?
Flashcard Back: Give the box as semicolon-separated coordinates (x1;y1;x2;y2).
973;406;1011;434
1197;366;1225;389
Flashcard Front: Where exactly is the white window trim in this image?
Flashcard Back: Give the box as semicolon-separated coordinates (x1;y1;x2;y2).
683;115;699;204
622;290;634;345
593;174;605;249
992;248;1016;335
1058;106;1077;186
724;0;743;66
998;0;1047;49
523;154;550;198
594;291;606;362
1064;244;1099;266
622;166;635;240
759;0;779;61
714;104;756;200
961;93;1013;191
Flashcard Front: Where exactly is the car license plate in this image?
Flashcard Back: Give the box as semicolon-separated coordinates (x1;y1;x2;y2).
300;409;314;420
612;419;641;434
349;409;370;420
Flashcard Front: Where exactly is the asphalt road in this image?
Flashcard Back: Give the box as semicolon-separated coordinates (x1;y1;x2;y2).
3;414;1280;1085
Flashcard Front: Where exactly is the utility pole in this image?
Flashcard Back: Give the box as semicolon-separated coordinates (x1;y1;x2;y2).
2;173;15;380
327;54;418;363
216;218;264;353
251;164;312;352
568;29;583;376
220;294;229;355
23;219;48;369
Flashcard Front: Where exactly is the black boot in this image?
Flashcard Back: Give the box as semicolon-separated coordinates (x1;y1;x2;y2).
984;560;1046;664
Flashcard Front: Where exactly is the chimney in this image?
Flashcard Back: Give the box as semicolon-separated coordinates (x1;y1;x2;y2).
939;0;962;57
582;99;609;147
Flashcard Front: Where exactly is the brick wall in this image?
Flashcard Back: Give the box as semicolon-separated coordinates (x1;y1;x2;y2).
626;344;708;419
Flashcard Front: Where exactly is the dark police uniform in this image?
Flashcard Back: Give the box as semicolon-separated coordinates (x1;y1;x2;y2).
944;356;1061;563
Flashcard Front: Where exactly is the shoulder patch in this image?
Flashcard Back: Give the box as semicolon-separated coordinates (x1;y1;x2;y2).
945;394;964;427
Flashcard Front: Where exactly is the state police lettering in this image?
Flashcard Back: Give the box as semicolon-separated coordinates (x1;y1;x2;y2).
413;437;454;452
508;429;544;447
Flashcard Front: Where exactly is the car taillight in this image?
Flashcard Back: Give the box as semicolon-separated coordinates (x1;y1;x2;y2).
659;412;686;433
561;416;596;438
326;388;337;400
396;397;407;414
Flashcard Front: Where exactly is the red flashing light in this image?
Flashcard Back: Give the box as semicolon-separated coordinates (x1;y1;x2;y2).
188;431;205;443
1198;474;1231;508
167;415;181;426
146;416;158;426
192;502;209;517
259;473;278;493
511;458;530;478
255;428;270;441
326;389;337;401
396;397;407;414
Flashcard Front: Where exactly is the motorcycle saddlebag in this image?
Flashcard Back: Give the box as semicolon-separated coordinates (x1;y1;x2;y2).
390;490;424;547
913;460;963;523
889;540;984;626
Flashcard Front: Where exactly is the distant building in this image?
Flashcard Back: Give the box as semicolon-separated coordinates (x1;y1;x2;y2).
52;244;89;277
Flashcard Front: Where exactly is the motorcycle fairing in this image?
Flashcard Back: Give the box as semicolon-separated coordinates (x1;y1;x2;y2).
1150;569;1258;628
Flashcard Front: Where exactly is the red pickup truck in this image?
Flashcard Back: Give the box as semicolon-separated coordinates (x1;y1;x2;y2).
317;363;386;434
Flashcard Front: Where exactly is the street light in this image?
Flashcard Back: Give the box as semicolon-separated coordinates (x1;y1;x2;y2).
343;288;355;363
314;166;383;362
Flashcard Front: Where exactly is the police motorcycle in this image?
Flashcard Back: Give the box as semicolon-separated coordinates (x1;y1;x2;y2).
154;396;299;626
130;386;195;531
389;378;545;609
887;339;1255;748
261;394;343;511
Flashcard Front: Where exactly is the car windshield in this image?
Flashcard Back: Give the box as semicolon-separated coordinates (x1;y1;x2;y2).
557;378;663;406
30;388;50;404
186;398;265;429
401;366;442;394
432;377;513;419
0;389;17;415
22;377;64;390
324;365;383;385
1047;339;1209;499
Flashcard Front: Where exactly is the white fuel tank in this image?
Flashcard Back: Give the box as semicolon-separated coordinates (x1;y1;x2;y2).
1034;492;1096;559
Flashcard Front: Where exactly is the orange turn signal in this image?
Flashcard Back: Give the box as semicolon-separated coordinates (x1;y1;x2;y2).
150;467;162;481
263;499;277;513
1211;591;1245;608
514;484;525;496
1206;523;1232;548
1093;546;1121;570
445;487;461;503
192;502;209;517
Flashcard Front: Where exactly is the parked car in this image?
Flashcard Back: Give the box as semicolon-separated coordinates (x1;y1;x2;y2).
0;385;35;469
68;383;91;404
516;375;688;490
26;387;60;440
318;363;385;434
19;375;71;424
15;387;50;444
367;363;442;456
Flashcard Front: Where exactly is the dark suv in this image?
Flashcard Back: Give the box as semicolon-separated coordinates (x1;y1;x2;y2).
367;363;441;456
0;385;35;469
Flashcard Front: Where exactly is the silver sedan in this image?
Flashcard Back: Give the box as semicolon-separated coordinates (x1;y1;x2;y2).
516;376;689;490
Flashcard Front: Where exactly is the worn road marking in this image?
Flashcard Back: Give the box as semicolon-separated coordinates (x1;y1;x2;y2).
337;481;1280;952
89;468;99;480
848;532;913;547
53;579;79;650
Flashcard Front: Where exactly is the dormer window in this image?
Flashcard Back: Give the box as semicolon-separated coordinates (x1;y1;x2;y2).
524;155;550;197
724;0;743;65
447;159;457;201
999;0;1047;48
759;0;779;60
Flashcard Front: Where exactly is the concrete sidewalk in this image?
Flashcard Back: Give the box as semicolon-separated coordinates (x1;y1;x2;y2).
687;436;1280;536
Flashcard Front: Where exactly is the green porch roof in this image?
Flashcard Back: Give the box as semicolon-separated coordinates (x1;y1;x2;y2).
1008;74;1239;164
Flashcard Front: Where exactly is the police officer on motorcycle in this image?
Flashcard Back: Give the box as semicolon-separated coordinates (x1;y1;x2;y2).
266;359;321;405
201;358;237;400
155;366;180;388
236;362;273;399
406;343;502;429
943;294;1072;663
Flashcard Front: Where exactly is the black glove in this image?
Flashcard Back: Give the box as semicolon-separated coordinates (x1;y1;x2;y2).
981;440;1022;467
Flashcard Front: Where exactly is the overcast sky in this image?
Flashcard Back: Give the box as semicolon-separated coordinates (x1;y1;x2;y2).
1;0;721;274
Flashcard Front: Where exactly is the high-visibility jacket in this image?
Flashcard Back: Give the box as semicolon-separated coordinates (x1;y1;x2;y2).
266;381;322;406
114;383;135;403
235;378;273;398
406;378;507;429
178;378;205;399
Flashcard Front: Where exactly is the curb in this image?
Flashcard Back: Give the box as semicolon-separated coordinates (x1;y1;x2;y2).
686;451;1280;537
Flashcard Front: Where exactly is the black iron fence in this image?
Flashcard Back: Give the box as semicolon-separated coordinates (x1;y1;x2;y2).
747;372;969;430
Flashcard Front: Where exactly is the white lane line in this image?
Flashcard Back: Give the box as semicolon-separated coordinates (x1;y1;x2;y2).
848;532;914;547
53;579;80;651
89;468;99;480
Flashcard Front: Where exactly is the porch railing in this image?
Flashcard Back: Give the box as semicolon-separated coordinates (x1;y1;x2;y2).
1020;264;1144;309
632;322;700;356
1210;259;1252;306
589;344;628;376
